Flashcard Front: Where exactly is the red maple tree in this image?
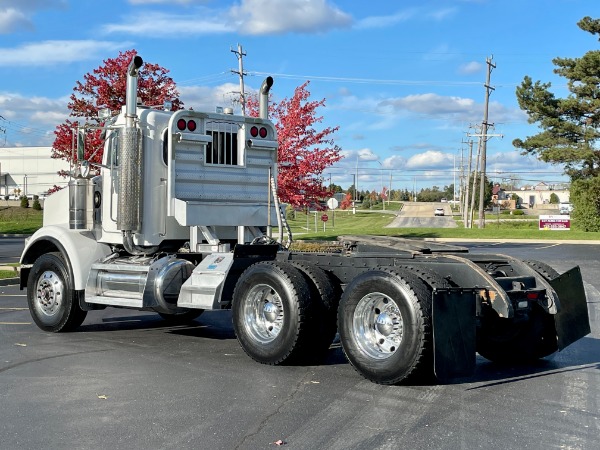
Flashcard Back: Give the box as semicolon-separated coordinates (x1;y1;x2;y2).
340;192;353;210
50;49;182;183
247;81;342;208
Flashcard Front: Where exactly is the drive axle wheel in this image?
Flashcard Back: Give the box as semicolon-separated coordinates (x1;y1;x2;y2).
232;261;313;365
27;252;87;332
338;268;433;385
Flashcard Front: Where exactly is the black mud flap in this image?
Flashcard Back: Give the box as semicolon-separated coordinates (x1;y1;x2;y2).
550;266;590;350
432;289;476;380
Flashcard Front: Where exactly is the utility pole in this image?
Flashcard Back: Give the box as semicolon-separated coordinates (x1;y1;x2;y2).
231;44;247;116
462;138;474;226
477;56;496;228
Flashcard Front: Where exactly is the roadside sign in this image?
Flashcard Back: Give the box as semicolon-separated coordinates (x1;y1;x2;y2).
326;198;339;210
321;214;329;222
539;215;570;231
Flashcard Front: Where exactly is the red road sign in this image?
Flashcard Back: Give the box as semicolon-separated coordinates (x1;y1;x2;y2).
321;214;329;222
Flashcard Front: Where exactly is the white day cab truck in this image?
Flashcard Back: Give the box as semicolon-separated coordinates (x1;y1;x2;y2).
20;56;591;385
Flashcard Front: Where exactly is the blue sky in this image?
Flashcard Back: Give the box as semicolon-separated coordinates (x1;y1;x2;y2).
0;0;596;194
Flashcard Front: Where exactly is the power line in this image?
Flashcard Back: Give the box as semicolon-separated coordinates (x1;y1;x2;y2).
249;71;483;87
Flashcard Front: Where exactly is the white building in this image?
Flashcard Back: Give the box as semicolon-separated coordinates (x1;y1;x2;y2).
0;147;70;197
505;182;570;208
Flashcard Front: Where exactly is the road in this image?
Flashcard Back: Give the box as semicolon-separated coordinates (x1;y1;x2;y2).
1;240;599;450
0;236;25;264
386;201;458;228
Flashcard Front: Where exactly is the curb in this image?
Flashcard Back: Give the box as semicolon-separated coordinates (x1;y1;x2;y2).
0;278;19;287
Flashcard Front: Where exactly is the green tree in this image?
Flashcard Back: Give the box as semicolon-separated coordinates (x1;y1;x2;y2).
549;192;559;204
514;17;600;179
514;16;600;229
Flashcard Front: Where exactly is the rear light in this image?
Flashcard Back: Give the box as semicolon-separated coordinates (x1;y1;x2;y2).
527;292;540;300
250;126;258;137
259;127;268;138
177;118;186;131
187;120;197;131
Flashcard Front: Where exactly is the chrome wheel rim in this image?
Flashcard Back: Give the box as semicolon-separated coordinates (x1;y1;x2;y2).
34;270;64;318
353;292;403;360
242;284;284;344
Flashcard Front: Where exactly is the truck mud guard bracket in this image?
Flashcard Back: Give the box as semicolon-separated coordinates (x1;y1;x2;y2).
550;266;591;350
432;288;477;380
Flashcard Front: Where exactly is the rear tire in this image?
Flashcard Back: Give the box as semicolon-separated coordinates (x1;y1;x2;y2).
289;261;341;361
27;252;87;332
232;261;313;365
338;268;433;385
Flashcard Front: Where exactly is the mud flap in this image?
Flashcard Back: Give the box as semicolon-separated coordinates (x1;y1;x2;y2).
432;289;476;380
550;266;590;350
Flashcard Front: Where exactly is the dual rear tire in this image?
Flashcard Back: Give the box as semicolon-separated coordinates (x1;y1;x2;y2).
231;261;339;365
233;262;436;385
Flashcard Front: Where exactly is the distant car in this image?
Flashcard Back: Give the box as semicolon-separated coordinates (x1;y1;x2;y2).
434;207;445;216
559;202;573;215
440;198;447;203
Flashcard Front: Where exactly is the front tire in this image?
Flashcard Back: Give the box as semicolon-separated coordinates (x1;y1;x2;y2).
27;253;87;332
338;268;433;385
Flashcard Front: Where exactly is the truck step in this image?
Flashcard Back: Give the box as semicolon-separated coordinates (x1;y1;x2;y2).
85;295;144;308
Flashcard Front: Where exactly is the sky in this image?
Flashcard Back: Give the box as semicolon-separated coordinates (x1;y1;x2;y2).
0;0;597;195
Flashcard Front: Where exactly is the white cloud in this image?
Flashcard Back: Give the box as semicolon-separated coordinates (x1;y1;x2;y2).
103;11;229;36
0;0;67;34
104;0;352;37
0;8;33;34
0;40;134;66
381;93;477;118
128;0;205;4
339;148;378;163
178;83;242;112
230;0;352;35
0;92;69;146
355;9;415;30
406;150;453;169
382;155;406;169
1;0;65;8
458;61;482;75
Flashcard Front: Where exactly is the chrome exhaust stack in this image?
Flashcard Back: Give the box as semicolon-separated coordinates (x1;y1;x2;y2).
118;55;156;255
259;76;273;120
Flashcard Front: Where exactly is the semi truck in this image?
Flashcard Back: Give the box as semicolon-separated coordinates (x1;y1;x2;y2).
20;56;590;385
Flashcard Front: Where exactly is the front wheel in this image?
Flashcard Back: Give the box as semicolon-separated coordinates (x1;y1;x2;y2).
27;253;87;332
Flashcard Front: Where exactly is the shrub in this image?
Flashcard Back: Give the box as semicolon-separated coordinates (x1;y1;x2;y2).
549;192;559;204
571;178;600;232
32;195;42;211
20;196;29;209
511;209;524;216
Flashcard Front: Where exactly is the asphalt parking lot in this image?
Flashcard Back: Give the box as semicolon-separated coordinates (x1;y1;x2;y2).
1;240;599;450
